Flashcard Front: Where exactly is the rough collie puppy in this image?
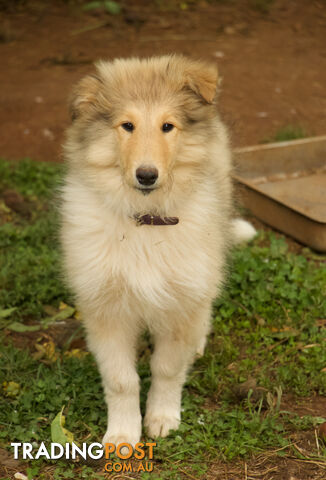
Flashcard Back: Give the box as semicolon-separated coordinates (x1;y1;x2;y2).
60;55;255;447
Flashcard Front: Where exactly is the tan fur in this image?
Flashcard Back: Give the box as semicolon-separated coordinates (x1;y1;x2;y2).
60;55;254;446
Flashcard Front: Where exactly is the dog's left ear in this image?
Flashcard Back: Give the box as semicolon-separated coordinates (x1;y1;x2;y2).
185;62;218;104
69;74;102;120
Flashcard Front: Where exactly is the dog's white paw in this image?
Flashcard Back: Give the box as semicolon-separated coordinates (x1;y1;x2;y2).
102;430;140;449
144;412;180;438
196;336;207;358
102;416;141;449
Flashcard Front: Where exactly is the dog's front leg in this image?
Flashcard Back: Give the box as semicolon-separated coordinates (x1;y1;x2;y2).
144;330;197;438
87;324;141;447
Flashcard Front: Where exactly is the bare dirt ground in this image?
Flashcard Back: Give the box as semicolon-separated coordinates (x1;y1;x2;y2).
1;1;326;478
1;0;326;163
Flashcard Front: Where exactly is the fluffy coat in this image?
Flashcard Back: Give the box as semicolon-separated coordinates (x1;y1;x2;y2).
60;55;255;446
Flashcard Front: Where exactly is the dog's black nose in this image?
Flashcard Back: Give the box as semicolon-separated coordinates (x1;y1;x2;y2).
136;166;158;186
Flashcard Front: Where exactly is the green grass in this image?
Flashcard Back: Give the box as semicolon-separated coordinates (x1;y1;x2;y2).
0;159;69;318
266;125;307;143
250;0;274;14
1;158;326;479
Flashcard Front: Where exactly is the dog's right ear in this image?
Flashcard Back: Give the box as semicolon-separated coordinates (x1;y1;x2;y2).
69;74;102;121
185;61;218;104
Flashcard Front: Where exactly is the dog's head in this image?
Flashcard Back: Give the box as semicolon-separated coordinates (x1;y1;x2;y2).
65;55;220;210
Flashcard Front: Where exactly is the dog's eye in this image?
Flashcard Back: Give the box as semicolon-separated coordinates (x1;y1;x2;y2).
162;123;174;133
121;122;134;132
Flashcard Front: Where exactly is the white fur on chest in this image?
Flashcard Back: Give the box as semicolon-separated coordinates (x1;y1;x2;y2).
61;178;226;316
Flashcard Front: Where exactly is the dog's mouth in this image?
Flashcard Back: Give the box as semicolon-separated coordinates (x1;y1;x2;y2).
136;187;156;195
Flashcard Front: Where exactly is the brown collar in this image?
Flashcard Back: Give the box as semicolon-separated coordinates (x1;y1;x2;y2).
134;214;179;226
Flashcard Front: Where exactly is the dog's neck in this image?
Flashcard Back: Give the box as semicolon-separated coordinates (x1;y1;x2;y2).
131;187;182;226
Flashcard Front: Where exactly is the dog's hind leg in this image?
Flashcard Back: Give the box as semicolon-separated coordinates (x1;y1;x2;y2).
86;321;142;447
195;304;212;358
144;309;209;438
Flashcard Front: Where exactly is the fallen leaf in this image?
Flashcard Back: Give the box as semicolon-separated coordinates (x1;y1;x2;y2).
32;340;59;362
44;341;58;362
32;343;46;360
3;381;20;397
74;310;82;321
51;407;75;446
59;301;69;310
0;200;11;214
42;306;75;328
0;307;17;319
7;322;40;333
64;349;88;359
268;327;299;339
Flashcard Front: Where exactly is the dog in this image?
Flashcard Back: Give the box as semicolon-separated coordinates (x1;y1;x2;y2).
60;55;256;447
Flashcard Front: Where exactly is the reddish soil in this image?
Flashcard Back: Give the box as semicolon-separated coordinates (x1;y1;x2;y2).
1;0;326;163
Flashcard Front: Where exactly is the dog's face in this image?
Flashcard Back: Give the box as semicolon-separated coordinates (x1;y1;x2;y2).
114;101;180;194
65;56;219;207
